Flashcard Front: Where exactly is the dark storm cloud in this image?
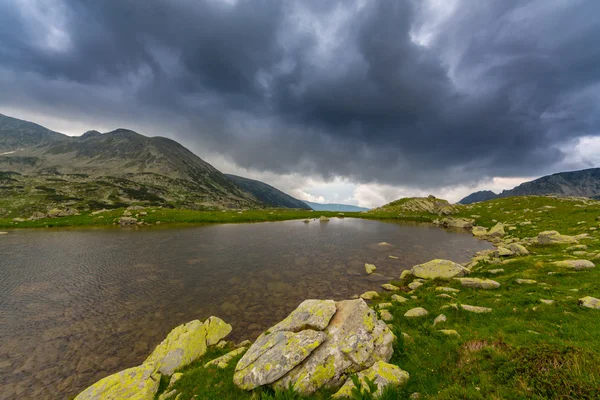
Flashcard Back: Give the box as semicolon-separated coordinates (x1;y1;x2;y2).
0;0;599;188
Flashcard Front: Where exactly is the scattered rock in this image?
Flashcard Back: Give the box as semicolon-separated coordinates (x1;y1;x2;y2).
404;307;428;318
365;263;377;274
379;309;393;321
74;363;160;400
508;243;529;255
319;216;330;222
552;260;595;270
566;245;588;251
376;303;392;309
411;259;470;280
408;281;423;290
400;270;413;280
434;217;474;229
378;242;392;246
388;255;399;259
489;269;504;274
381;283;400;291
579;296;600;309
537;231;578;245
471;226;488;237
540;299;554;305
436;287;460;293
303;219;310;223
360;291;379;300
433;314;446;326
145;317;232;376
205;347;247;369
438;330;460;337
460;304;492;313
119;217;138;226
455;277;500;289
391;294;408;303
496;247;514;257
332;361;409;398
488;223;505;237
516;279;537;285
437;294;454;299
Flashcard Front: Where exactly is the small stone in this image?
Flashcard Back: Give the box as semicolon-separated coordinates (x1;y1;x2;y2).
456;277;500;289
516;279;537;284
389;255;399;259
382;283;400;291
433;314;447;326
332;361;409;399
404;307;428;318
378;242;392;246
540;299;554;305
579;296;600;309
438;329;460;337
489;269;504;274
408;281;423;290
379;309;393;321
436;287;460;293
216;340;228;349
360;291;379;300
437;294;454;299
391;294;408;303
400;270;413;280
238;340;252;347
461;304;492;313
377;303;392;309
365;263;377;274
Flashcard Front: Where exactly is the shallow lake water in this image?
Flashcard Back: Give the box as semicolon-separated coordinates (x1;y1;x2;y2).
0;218;492;399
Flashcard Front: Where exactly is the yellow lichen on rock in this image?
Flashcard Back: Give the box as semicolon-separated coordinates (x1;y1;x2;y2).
74;363;161;400
332;361;409;398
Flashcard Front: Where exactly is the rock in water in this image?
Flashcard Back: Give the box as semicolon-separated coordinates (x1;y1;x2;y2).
319;216;330;222
471;226;488;237
537;231;578;245
235;299;394;395
332;361;409;398
411;259;469;280
74;363;161;400
145;317;231;376
365;263;377;274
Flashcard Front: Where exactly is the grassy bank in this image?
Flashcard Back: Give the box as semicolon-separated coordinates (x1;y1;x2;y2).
0;208;360;229
149;196;600;399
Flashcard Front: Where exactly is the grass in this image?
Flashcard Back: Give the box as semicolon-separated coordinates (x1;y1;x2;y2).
146;195;600;399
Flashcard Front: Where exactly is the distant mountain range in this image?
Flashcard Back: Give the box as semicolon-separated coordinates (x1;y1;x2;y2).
458;168;600;204
224;174;311;210
303;201;369;212
0;113;313;214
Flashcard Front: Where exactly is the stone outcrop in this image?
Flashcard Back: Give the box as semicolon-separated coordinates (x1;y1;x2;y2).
537;231;578;245
411;259;469;280
74;363;161;400
234;299;394;395
146;317;232;376
332;361;409;398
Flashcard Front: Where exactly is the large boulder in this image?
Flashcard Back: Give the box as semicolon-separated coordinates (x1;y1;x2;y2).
537;231;578;245
235;299;394;395
411;259;469;280
74;363;160;400
332;361;409;398
488;223;505;237
146;317;232;376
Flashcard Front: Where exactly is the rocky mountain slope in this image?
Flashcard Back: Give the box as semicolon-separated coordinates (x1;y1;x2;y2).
458;190;498;204
0;113;262;212
458;168;600;204
225;174;311;209
303;201;369;212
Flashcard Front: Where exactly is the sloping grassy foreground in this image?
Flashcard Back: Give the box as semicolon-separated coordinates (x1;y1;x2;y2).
147;196;600;399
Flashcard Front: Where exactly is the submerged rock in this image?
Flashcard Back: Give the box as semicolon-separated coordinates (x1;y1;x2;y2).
365;263;377;274
74;363;160;400
516;279;537;285
236;298;395;395
146;317;232;376
332;361;409;398
411;259;469;280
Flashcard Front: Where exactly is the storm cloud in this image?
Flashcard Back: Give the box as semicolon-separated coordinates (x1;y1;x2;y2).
1;0;599;189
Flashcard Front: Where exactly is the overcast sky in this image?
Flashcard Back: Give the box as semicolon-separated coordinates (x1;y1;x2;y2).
1;0;599;207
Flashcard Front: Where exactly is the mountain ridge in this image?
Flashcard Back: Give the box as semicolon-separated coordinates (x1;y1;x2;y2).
303;201;369;212
224;174;311;210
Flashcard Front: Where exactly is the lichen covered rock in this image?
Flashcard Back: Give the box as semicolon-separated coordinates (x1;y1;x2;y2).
579;296;600;309
365;263;377;274
472;226;488;237
508;243;529;256
456;277;500;289
404;307;428;318
205;347;247;369
488;223;505;237
411;259;469;280
552;260;595;270
381;283;399;291
332;361;409;398
146;317;232;376
74;363;160;400
537;231;578;245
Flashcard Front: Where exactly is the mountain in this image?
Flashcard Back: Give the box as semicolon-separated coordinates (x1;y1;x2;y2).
303;201;369;212
224;174;311;209
458;190;498;204
0;113;262;213
458;168;600;204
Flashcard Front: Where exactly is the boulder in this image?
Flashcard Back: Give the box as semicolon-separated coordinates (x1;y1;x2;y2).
579;296;600;310
552;260;595;270
434;217;474;229
145;317;231;376
74;363;160;400
408;281;423;290
381;283;399;291
332;361;409;398
360;291;379;300
508;243;529;255
488;223;505;237
266;299;394;395
537;231;578;245
455;277;500;289
404;307;428;318
411;259;469;280
365;263;377;274
400;270;413;280
472;226;488;237
460;304;492;313
496;247;514;257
